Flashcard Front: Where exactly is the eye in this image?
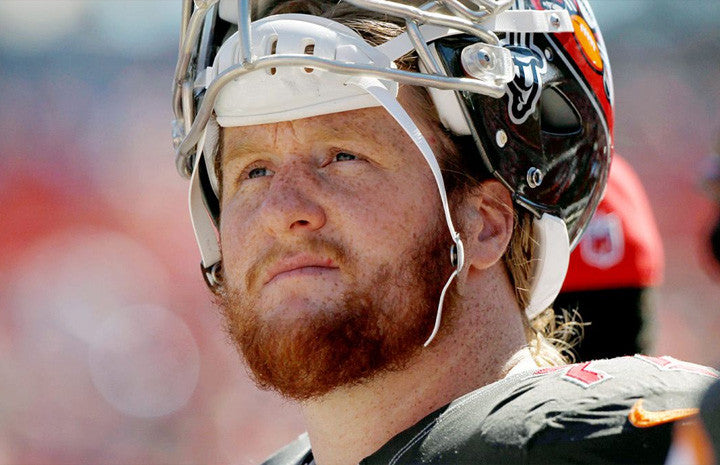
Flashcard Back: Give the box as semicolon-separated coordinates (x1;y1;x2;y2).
248;166;273;179
333;152;357;162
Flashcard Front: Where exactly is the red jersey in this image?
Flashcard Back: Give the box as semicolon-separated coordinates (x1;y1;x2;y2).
562;155;664;292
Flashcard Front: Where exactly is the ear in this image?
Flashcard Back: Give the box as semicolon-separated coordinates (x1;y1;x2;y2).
457;180;514;271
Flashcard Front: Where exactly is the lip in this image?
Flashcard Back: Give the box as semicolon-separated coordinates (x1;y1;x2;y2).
263;254;339;285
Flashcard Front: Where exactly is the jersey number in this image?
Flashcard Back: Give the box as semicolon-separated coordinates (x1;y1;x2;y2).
563;361;610;387
532;361;610;387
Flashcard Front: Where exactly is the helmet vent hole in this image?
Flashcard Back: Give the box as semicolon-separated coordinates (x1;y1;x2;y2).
304;42;315;73
268;36;278;75
540;87;581;135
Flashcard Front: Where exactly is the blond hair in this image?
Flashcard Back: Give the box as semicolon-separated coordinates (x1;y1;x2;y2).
504;210;578;365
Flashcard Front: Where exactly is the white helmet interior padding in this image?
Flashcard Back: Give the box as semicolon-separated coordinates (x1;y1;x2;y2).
211;15;400;126
526;213;570;319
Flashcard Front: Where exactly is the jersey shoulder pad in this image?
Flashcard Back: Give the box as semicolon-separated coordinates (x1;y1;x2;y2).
512;356;717;464
366;356;718;465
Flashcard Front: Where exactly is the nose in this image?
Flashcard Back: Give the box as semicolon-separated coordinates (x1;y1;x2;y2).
259;166;327;237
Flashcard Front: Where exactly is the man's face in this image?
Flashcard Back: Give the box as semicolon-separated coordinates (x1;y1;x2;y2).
218;100;455;400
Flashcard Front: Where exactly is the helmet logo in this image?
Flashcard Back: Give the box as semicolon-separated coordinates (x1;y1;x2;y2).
572;14;603;71
579;211;624;269
534;0;613;111
536;0;607;76
504;34;548;125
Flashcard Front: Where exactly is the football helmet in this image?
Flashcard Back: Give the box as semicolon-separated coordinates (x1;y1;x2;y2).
171;0;614;341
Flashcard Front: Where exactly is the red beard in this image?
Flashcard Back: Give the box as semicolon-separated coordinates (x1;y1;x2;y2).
218;224;453;400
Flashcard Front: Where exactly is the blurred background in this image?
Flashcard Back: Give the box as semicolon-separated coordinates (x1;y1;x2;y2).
0;1;718;463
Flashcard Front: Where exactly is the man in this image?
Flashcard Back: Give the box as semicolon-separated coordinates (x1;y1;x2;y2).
171;0;717;463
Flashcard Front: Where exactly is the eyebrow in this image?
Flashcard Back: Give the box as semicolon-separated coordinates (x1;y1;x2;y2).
220;120;385;163
220;133;268;163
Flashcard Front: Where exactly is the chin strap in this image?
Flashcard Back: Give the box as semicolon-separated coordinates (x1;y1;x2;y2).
189;130;222;273
347;76;464;347
424;240;464;347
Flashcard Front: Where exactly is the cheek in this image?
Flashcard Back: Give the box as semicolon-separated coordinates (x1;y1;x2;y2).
217;162;442;284
339;170;441;253
218;201;259;288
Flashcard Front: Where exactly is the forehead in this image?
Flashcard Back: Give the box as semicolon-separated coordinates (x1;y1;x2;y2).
219;86;443;158
221;105;413;157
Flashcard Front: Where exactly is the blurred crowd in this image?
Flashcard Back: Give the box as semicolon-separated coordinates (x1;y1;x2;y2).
0;1;718;464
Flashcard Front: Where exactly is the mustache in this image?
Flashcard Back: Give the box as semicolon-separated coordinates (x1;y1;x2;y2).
245;236;350;291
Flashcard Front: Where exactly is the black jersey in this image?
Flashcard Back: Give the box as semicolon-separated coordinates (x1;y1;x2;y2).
262;355;718;465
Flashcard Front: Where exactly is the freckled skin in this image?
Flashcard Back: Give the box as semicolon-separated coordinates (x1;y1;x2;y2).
216;92;464;399
220;104;444;320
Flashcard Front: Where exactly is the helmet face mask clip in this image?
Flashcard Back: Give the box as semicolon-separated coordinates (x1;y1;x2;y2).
172;0;614;333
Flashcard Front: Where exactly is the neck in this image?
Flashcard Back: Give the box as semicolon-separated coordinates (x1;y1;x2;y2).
301;268;531;465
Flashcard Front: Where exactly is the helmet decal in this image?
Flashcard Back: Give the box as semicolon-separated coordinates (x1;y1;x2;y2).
536;0;601;73
503;33;548;125
575;0;615;106
531;0;614;133
579;212;625;269
571;14;603;72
